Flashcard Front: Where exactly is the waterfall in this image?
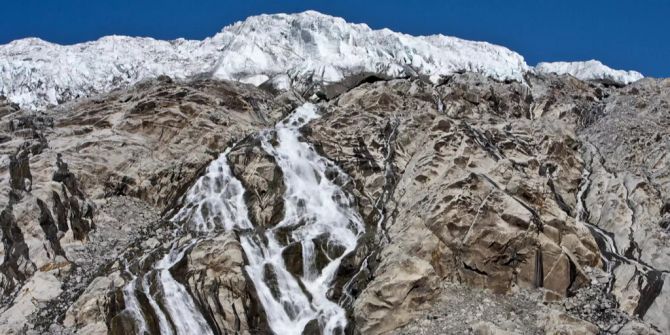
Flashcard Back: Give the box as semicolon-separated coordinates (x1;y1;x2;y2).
255;103;364;334
118;103;363;335
121;240;215;335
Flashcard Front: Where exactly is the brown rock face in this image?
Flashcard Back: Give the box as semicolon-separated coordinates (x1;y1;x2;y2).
0;79;281;333
304;75;604;333
183;233;264;334
0;72;667;335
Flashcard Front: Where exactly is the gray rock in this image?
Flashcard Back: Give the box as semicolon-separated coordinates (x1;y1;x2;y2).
0;73;667;334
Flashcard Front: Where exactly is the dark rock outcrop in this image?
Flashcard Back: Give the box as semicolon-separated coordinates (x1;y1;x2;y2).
9;150;31;193
0;205;36;297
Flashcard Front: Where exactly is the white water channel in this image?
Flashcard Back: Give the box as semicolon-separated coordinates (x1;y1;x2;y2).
120;103;363;335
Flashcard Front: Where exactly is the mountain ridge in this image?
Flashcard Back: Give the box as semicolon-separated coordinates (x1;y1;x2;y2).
0;11;643;110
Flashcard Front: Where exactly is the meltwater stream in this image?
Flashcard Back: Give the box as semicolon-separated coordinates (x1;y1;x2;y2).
120;103;363;335
256;103;364;334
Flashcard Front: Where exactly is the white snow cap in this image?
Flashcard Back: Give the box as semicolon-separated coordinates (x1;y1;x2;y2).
0;11;642;110
535;60;643;85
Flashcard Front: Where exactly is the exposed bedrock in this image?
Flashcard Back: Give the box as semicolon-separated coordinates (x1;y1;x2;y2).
104;232;265;335
304;73;669;334
578;78;670;333
0;79;282;334
0;73;668;334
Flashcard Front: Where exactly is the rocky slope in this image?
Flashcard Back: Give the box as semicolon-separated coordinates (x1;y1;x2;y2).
0;68;668;334
0;77;284;333
0;11;667;335
303;73;667;334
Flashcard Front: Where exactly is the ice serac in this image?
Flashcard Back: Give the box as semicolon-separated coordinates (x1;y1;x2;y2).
535;60;643;85
1;11;524;110
1;11;645;111
209;11;529;85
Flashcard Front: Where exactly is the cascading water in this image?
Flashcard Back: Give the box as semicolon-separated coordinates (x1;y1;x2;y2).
118;103;363;335
120;238;215;335
256;103;364;334
118;147;243;335
121;277;149;334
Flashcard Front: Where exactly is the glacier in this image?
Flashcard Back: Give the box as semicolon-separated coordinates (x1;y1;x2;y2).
0;10;643;110
535;60;643;85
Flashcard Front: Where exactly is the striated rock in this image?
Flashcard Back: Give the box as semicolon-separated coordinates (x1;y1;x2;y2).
183;232;263;334
63;273;125;333
354;257;438;334
0;79;280;334
0;70;667;335
306;75;603;333
578;78;670;332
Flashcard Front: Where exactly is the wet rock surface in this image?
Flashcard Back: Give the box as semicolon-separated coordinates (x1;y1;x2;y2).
182;233;264;334
0;79;281;334
0;73;668;334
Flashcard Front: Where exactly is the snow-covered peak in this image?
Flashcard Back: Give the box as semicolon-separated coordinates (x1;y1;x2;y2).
535;60;643;85
0;11;642;110
207;11;529;84
0;34;207;109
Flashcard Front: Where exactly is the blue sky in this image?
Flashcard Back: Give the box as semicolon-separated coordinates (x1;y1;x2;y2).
2;0;668;77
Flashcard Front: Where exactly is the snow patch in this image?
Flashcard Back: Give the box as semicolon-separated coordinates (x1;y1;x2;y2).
535;60;643;85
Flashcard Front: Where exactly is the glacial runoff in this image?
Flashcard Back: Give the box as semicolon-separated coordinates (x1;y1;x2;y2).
119;103;363;335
